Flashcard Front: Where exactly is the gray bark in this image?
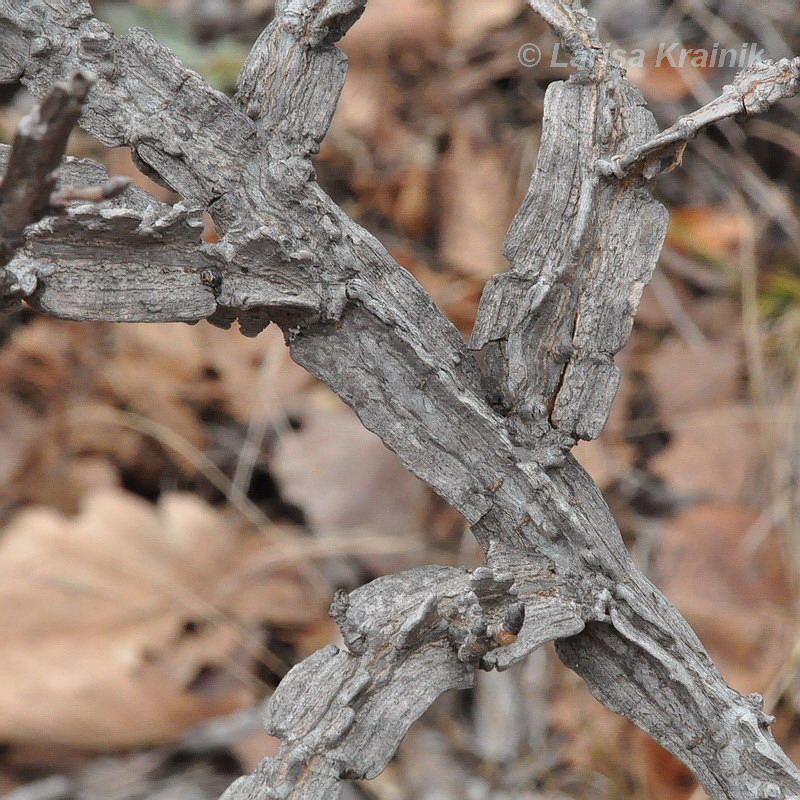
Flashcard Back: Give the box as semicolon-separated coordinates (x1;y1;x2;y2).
2;1;800;798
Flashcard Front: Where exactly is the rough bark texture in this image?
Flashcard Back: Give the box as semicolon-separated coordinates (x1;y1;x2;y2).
222;564;577;799
3;1;800;799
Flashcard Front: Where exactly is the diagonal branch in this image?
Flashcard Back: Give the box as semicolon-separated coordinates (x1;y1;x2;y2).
235;0;366;154
0;147;328;325
598;57;800;180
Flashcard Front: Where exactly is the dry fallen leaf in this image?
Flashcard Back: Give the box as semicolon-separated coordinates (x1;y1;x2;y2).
445;0;522;48
338;0;442;64
647;338;742;418
438;106;515;280
656;503;793;684
0;488;326;749
665;205;751;263
270;392;433;574
0;393;40;485
649;404;761;504
0;316;315;512
628;58;714;104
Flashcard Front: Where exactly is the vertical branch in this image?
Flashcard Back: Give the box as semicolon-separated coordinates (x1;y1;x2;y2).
0;72;90;269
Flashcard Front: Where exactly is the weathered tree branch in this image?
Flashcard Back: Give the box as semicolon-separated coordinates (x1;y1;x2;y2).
0;72;89;270
0;146;220;319
3;1;800;799
221;563;579;800
470;76;667;453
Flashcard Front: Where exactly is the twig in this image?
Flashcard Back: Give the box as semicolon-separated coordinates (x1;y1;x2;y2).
598;58;800;179
221;565;573;800
49;174;130;208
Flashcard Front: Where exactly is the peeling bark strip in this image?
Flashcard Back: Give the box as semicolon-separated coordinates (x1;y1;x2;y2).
2;1;800;798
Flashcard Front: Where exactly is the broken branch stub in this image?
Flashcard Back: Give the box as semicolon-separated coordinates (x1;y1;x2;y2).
0;72;90;272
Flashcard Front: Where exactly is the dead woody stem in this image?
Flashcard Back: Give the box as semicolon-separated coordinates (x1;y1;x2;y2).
1;0;800;798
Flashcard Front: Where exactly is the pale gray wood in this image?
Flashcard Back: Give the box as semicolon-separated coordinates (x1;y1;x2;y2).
0;146;218;320
2;1;800;799
470;77;668;448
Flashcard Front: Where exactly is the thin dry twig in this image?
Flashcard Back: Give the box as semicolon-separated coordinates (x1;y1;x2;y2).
49;175;131;208
598;57;800;179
